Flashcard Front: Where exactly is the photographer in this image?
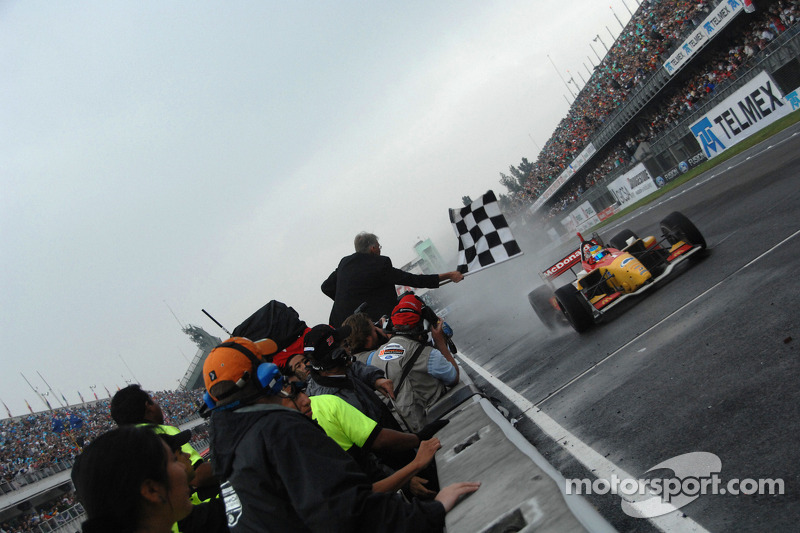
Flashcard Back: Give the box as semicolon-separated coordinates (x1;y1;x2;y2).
370;294;459;433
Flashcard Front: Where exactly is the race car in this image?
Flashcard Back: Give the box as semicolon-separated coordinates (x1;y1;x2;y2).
528;211;707;332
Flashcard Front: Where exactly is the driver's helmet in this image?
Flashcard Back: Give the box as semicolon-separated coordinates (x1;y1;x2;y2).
589;244;607;261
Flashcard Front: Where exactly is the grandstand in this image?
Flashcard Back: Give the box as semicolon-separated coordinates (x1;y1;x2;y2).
501;0;800;238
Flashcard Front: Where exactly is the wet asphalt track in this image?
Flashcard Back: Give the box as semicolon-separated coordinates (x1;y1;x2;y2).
439;123;800;532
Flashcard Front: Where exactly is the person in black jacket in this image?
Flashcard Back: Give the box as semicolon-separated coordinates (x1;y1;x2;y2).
321;232;463;327
204;337;480;533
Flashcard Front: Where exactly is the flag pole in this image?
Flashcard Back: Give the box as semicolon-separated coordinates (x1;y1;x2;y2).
37;371;65;408
21;373;51;411
1;398;12;419
202;309;232;336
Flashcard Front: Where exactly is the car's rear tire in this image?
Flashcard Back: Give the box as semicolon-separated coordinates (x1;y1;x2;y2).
554;284;594;333
609;229;638;250
660;211;706;250
528;286;561;330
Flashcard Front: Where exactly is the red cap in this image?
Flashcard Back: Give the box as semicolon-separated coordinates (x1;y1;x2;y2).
391;294;423;327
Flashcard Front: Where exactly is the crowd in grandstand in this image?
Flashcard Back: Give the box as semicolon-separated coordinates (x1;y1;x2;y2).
504;0;800;220
0;390;203;487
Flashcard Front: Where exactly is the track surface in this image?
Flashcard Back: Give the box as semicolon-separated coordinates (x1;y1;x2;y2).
442;124;800;532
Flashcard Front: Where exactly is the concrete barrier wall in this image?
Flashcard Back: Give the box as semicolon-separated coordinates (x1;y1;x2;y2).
429;372;615;533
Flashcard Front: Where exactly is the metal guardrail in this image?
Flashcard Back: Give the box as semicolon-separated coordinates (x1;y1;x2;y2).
1;461;74;495
27;504;85;533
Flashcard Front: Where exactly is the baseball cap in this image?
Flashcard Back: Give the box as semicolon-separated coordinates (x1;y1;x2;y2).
391;294;424;327
303;324;352;362
159;430;192;452
203;337;264;401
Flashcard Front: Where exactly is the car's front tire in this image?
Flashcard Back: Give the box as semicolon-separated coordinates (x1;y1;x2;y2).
554;284;594;333
528;285;562;330
609;228;638;250
660;211;706;250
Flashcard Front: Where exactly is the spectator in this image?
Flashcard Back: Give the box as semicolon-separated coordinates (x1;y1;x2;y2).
71;426;194;533
0;389;204;490
342;311;393;363
111;385;217;495
203;337;480;532
303;324;399;430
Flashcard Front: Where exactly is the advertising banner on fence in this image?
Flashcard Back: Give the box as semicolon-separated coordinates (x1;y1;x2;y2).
607;162;658;208
690;71;798;159
664;0;745;76
568;201;600;233
655;152;707;187
578;201;597;221
597;205;617;221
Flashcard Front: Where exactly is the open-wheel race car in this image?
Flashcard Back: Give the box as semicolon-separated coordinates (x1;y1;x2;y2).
528;211;707;332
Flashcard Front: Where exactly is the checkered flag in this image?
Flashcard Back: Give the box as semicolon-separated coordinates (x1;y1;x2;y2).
449;190;522;274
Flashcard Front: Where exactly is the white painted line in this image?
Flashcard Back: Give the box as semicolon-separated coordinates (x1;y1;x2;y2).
536;226;800;406
456;350;711;533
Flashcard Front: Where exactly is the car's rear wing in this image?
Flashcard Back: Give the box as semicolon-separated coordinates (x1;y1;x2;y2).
541;248;582;281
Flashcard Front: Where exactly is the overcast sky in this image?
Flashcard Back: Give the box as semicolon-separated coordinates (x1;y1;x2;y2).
0;0;633;417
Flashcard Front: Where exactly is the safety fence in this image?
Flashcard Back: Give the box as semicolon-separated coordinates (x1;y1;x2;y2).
0;461;74;496
5;504;85;533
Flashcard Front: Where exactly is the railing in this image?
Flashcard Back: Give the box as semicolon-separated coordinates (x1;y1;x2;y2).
192;438;210;453
1;460;75;495
5;504;85;533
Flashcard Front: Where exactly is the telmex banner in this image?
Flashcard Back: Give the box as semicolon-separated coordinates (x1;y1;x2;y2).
607;162;658;208
663;0;747;76
690;71;799;159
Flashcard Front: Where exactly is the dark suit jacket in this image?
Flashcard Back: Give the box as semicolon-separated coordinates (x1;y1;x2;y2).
322;252;440;327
